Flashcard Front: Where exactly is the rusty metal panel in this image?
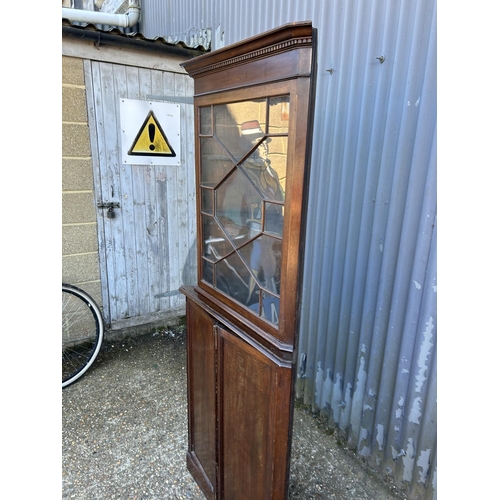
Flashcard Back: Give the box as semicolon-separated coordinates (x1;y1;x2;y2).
141;0;437;497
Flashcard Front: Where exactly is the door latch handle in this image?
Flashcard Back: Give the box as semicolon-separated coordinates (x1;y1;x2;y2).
97;201;121;209
97;201;121;219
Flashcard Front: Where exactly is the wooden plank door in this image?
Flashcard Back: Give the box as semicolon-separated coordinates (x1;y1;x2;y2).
86;60;196;328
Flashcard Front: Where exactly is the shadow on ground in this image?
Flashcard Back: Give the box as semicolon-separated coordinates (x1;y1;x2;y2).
62;326;407;499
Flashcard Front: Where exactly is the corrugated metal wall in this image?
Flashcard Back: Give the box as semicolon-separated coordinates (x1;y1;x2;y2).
142;1;437;498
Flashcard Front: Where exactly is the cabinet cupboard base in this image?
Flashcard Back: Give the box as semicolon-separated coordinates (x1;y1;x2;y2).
183;288;294;500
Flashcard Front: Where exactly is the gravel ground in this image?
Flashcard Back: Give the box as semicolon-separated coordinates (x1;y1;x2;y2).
62;325;407;499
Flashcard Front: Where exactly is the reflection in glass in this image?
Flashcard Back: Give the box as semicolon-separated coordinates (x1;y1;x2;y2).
215;253;256;306
202;259;213;285
266;136;287;195
263;202;284;237
261;291;280;325
215;168;260;246
199;96;291;327
215;100;266;160
238;235;281;295
269;96;290;133
202;215;233;262
201;188;213;215
200;106;212;135
200;137;235;187
241;151;284;202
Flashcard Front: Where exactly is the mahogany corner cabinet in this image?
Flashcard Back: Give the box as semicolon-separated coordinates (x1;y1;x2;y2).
180;22;317;500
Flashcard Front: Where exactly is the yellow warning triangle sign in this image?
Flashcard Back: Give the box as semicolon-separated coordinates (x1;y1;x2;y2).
128;111;176;157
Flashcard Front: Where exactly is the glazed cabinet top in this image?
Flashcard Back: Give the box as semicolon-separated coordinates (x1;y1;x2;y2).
181;22;317;356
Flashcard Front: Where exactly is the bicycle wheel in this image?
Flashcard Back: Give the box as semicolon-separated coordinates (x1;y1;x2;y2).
62;283;104;388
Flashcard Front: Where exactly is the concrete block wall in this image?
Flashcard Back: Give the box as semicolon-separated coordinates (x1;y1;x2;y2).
62;55;102;307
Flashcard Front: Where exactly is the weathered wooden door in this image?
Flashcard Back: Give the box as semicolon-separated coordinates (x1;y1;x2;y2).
181;23;317;499
85;60;196;328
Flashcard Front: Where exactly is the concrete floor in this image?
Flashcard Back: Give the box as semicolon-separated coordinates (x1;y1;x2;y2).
62;324;407;499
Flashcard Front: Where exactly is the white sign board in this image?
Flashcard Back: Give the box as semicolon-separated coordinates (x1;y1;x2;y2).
120;99;181;166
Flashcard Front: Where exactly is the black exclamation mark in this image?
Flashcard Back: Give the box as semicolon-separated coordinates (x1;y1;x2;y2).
149;123;156;151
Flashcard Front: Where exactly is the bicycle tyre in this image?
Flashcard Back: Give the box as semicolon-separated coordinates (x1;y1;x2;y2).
62;283;104;388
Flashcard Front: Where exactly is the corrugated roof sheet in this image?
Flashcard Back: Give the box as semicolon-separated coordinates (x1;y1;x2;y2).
62;19;209;54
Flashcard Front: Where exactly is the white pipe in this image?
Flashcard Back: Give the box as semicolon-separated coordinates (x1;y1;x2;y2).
62;1;140;28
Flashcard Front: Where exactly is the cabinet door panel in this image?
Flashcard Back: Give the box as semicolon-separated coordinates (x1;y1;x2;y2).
218;327;292;499
186;301;217;498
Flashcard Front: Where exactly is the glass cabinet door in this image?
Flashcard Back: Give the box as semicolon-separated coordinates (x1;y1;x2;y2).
199;96;290;326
